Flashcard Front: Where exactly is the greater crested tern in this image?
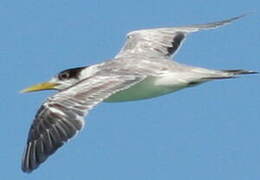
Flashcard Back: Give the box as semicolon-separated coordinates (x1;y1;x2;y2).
21;15;256;173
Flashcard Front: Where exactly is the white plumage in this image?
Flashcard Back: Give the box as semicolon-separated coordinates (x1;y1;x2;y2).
21;14;256;173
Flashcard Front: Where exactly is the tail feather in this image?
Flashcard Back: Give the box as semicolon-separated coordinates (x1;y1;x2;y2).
201;69;257;81
222;69;258;75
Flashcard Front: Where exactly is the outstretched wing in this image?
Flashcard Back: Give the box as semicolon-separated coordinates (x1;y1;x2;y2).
115;15;245;59
22;75;144;173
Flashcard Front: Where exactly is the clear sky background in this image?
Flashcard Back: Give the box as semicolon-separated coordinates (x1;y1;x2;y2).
1;0;260;179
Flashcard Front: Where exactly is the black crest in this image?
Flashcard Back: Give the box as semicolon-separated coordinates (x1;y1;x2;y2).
58;66;86;80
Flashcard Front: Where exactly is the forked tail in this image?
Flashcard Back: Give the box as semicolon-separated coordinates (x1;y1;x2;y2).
201;69;258;80
222;69;258;75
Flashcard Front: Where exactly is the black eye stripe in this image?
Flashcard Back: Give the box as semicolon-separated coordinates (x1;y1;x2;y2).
58;72;70;80
58;66;86;80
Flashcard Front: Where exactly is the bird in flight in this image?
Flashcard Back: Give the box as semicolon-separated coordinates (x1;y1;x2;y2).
21;15;256;173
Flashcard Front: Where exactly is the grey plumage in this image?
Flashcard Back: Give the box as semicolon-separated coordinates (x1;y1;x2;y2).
115;15;245;59
21;14;256;173
22;75;144;172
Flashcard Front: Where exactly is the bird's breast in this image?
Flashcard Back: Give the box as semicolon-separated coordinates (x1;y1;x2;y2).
104;76;187;102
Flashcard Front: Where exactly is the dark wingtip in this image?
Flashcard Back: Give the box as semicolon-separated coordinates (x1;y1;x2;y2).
21;166;33;173
214;13;248;26
21;142;62;173
227;12;253;22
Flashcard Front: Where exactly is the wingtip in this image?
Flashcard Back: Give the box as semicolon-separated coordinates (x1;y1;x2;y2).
227;13;250;21
181;13;251;32
214;13;248;26
21;167;33;174
220;12;254;24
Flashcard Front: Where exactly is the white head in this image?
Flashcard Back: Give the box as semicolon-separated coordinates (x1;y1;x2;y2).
21;66;87;93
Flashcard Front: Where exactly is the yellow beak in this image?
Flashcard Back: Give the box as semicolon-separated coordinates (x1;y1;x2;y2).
20;82;58;93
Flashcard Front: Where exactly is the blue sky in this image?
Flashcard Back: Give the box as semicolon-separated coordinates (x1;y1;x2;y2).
1;0;260;179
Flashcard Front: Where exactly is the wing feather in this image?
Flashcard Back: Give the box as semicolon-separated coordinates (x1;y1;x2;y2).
22;75;144;173
115;15;245;59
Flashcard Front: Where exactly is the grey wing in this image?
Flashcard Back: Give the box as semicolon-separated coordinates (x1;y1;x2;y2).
22;75;144;173
115;15;245;59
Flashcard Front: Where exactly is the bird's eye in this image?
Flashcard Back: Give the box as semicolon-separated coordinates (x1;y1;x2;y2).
58;72;70;80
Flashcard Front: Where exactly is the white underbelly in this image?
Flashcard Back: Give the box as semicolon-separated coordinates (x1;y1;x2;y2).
105;76;187;102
